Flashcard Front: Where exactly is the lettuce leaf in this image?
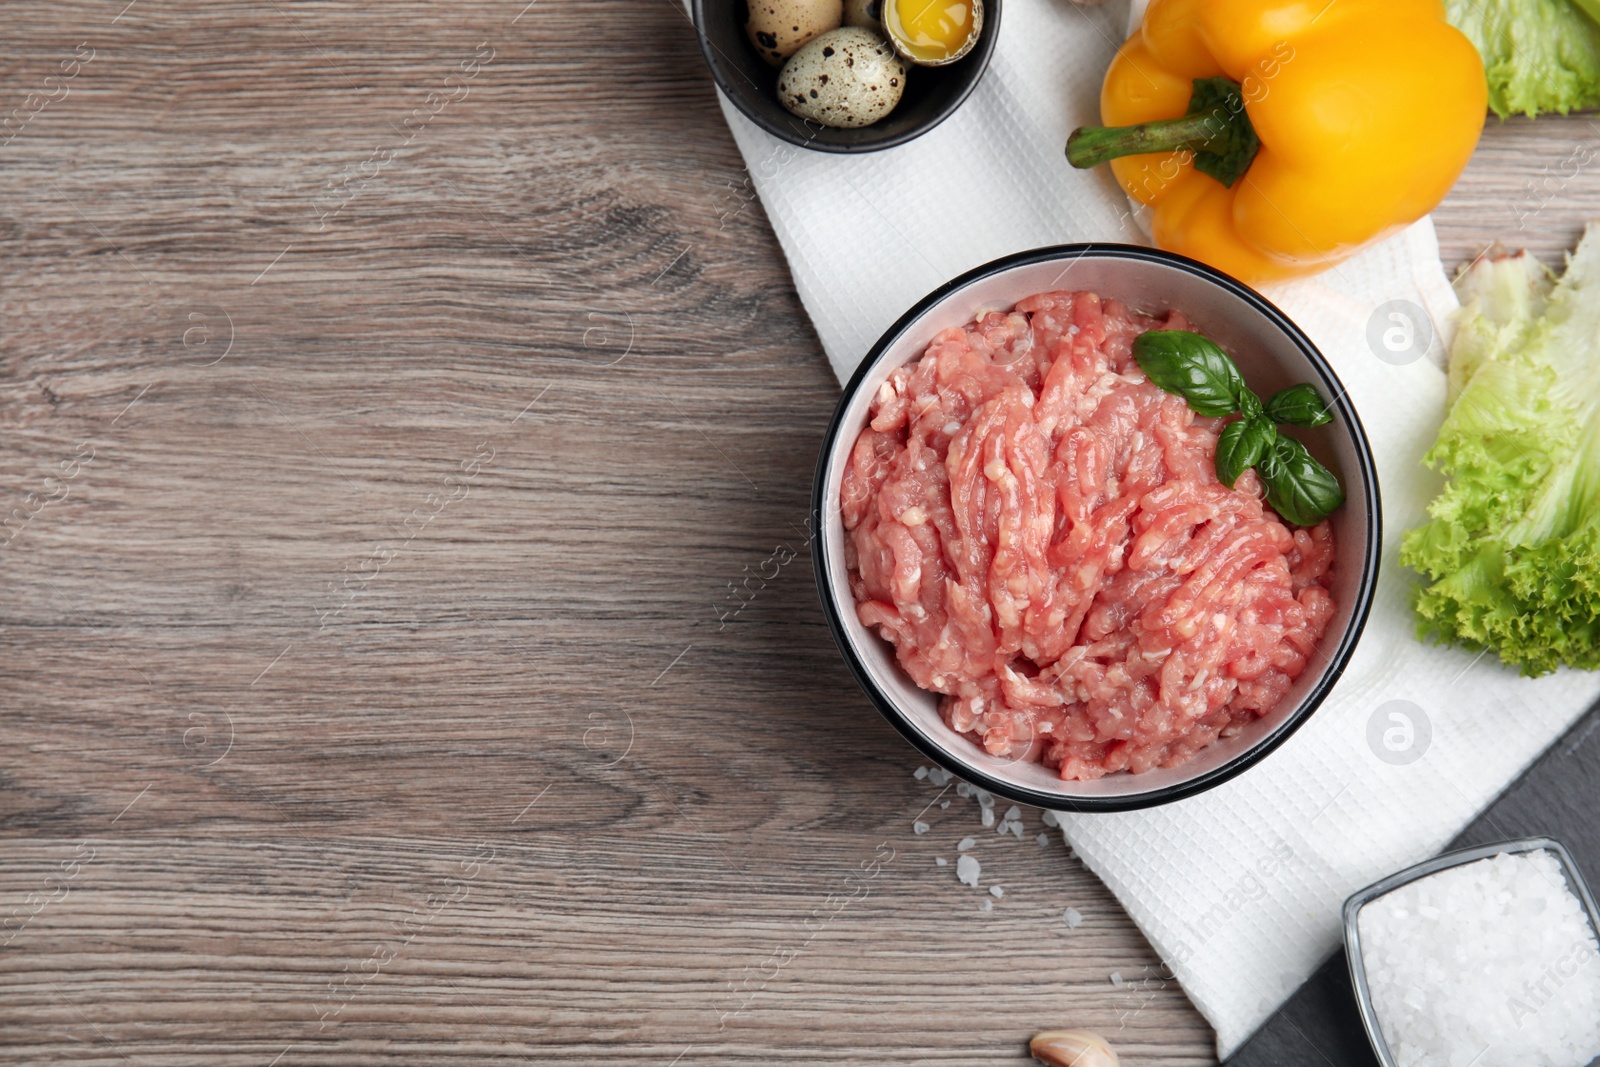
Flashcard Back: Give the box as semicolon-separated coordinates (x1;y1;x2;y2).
1401;225;1600;675
1445;0;1600;117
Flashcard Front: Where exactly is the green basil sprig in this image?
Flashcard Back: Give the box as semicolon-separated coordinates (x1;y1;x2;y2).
1132;329;1345;526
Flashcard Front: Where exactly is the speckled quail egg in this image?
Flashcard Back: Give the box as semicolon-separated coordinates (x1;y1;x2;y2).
745;0;842;66
777;27;907;129
842;0;884;30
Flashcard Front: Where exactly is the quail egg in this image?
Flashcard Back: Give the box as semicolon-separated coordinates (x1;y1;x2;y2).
745;0;843;66
842;0;883;30
777;27;907;128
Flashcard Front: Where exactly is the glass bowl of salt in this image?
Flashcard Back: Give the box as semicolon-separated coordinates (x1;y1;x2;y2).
1343;837;1600;1067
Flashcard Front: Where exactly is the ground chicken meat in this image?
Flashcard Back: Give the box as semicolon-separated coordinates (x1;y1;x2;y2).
842;290;1337;781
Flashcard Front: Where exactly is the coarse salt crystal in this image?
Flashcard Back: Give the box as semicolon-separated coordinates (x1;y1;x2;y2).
1110;972;1123;987
956;783;974;798
957;837;976;851
980;899;993;912
1036;833;1049;847
990;886;1004;899
935;857;947;866
913;821;929;835
1357;849;1600;1067
928;767;953;786
1041;810;1060;828
957;854;980;887
1063;907;1083;928
940;800;950;810
914;766;929;780
975;789;994;809
981;808;996;828
1003;805;1021;823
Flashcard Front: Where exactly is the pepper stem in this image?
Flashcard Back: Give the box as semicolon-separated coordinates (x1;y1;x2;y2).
1066;112;1226;169
1066;77;1262;189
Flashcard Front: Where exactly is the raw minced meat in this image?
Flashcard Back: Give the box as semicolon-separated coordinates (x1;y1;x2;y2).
841;290;1337;781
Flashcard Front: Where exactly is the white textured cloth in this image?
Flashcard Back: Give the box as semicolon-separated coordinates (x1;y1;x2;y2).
704;0;1600;1053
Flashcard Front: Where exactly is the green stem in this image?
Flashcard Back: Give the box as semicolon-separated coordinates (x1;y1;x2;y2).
1066;111;1227;169
1066;77;1262;188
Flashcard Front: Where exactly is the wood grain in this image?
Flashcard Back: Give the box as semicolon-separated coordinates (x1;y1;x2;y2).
0;2;1594;1064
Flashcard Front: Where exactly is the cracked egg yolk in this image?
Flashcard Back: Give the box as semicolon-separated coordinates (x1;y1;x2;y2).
885;0;974;63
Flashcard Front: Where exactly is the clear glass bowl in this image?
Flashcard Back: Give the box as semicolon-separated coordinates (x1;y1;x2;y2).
1341;836;1600;1067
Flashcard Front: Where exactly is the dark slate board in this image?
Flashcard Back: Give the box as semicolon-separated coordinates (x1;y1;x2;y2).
1227;699;1600;1066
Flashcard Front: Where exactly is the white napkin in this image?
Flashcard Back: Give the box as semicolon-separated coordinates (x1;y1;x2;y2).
704;0;1600;1053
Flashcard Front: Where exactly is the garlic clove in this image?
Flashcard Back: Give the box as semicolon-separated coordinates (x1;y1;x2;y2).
1029;1030;1120;1067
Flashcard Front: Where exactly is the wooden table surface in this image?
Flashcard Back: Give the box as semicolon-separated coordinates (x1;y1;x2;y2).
2;3;1595;1064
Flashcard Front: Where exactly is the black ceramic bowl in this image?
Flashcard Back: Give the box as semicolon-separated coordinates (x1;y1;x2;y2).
689;0;1001;153
812;244;1382;812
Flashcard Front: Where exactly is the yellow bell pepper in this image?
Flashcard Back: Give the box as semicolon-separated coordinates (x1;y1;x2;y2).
1066;0;1488;284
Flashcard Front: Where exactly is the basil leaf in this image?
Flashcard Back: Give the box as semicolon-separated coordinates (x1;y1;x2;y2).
1238;387;1263;422
1259;435;1345;527
1263;383;1333;428
1216;416;1277;489
1132;330;1246;418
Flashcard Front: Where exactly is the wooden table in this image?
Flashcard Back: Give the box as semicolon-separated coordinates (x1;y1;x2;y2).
1;3;1592;1063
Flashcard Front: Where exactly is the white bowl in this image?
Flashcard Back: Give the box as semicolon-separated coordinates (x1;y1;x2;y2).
811;244;1381;812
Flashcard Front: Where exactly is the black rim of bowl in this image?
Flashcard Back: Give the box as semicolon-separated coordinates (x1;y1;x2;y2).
811;242;1383;812
687;0;1002;153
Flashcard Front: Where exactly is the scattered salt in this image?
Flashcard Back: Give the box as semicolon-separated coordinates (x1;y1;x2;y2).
1358;849;1600;1067
1036;833;1050;847
957;837;976;851
1003;805;1021;823
956;854;980;887
1063;907;1083;928
990;886;1004;899
913;821;929;835
928;767;953;786
1009;822;1025;840
914;766;929;780
980;808;996;828
956;783;974;798
939;800;950;810
980;899;993;912
1110;971;1124;987
935;857;947;867
1040;810;1060;829
975;789;994;809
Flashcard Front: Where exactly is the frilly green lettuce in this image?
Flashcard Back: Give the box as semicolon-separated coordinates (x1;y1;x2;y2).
1445;0;1600;117
1401;226;1600;675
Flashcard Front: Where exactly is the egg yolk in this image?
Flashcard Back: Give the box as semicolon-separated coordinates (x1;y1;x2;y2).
886;0;973;62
